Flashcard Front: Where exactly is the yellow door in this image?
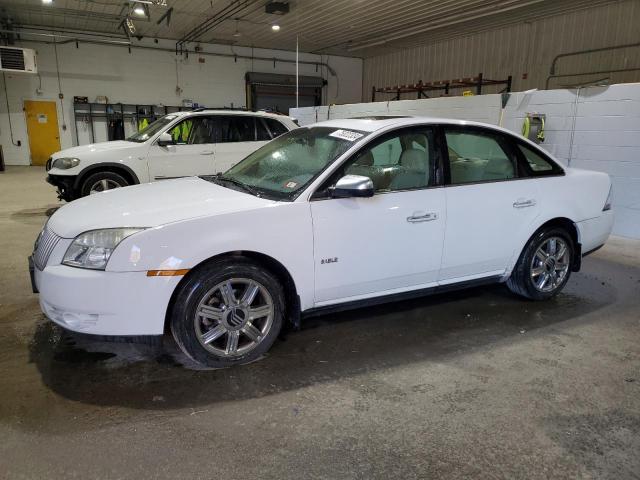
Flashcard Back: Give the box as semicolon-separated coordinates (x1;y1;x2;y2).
24;100;61;166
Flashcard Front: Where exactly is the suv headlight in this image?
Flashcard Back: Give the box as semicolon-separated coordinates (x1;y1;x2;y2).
52;157;80;169
63;228;145;270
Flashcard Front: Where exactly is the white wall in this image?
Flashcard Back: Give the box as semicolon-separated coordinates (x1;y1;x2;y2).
292;94;503;126
291;83;640;239
0;37;362;165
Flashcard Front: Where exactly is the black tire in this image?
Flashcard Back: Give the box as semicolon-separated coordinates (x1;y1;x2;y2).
507;227;574;300
80;171;129;197
170;258;285;368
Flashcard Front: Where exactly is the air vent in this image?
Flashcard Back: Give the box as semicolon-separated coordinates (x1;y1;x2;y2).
0;47;37;74
0;48;25;70
265;2;289;15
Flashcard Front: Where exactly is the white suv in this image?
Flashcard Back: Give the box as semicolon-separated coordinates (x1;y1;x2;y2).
46;110;297;201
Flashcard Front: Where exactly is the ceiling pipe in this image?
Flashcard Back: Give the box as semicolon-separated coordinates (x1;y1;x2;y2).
2;29;337;76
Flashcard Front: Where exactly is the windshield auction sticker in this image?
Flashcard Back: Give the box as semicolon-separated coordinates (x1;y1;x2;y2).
329;129;364;142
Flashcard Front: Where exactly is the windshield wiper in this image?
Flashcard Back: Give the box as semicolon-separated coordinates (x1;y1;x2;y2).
215;175;260;197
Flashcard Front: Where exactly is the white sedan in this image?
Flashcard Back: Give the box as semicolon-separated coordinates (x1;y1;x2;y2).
31;117;614;367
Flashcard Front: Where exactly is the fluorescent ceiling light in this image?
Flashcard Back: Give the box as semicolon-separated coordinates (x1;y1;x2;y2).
42;0;53;4
271;24;280;32
133;6;146;16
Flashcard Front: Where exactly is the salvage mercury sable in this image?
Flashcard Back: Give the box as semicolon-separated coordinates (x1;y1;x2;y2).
30;117;614;367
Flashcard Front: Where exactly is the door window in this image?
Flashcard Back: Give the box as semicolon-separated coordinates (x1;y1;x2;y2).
264;118;288;138
166;117;216;145
445;129;516;184
256;118;272;141
517;143;561;175
343;129;435;192
219;116;256;142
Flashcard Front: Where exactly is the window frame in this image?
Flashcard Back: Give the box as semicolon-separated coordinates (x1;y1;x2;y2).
310;125;444;200
255;117;273;141
217;115;259;143
187;115;221;145
440;125;530;187
511;139;565;178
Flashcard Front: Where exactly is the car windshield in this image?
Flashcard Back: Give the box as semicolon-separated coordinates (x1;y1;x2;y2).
209;126;367;200
126;115;178;142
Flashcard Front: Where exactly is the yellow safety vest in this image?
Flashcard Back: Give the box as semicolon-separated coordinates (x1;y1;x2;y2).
138;118;149;132
181;120;192;142
171;120;192;143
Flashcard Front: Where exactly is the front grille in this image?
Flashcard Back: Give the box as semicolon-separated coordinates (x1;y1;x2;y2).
0;48;25;71
33;226;62;270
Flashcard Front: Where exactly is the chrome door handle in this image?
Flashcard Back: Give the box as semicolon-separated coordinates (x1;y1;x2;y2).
200;150;214;155
407;213;438;223
513;199;536;208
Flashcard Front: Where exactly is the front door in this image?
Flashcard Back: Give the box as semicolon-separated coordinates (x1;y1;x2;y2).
147;116;217;180
24;100;61;166
439;126;540;283
310;127;446;306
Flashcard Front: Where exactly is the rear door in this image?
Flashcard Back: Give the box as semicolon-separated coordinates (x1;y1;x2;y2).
439;125;540;283
215;115;270;173
146;116;217;180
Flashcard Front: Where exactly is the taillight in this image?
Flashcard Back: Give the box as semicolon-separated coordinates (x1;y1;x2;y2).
603;184;612;211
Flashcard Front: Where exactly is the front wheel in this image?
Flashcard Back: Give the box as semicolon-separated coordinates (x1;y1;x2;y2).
80;171;129;197
507;228;574;300
170;258;284;368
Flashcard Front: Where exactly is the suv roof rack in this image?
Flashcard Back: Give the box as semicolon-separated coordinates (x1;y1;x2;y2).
190;107;251;112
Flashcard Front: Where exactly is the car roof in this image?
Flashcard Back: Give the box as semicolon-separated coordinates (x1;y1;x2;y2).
171;109;293;120
308;116;524;137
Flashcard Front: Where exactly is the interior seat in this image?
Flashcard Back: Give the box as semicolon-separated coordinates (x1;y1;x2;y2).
388;149;429;190
482;157;515;180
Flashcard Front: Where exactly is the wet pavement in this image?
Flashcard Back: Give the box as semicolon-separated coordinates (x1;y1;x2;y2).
1;166;639;479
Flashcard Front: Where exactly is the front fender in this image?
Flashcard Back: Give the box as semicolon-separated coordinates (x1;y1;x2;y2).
106;202;316;310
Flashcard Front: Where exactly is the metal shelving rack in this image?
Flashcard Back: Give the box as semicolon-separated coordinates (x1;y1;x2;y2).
371;73;512;101
72;102;195;146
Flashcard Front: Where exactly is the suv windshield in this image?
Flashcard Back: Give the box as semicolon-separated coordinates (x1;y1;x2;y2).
126;115;178;143
211;126;367;200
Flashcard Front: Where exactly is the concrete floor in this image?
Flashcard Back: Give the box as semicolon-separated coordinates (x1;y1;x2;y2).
0;166;639;479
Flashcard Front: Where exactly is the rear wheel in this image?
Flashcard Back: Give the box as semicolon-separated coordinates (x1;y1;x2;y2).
80;171;129;197
170;258;284;368
507;227;574;300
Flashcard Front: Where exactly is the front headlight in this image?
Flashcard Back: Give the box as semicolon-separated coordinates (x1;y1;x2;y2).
52;157;80;169
62;228;145;270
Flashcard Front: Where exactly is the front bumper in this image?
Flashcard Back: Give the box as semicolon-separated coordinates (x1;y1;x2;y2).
33;264;181;336
46;174;77;202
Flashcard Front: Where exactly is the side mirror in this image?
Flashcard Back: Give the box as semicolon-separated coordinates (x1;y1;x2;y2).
331;174;374;198
157;132;174;147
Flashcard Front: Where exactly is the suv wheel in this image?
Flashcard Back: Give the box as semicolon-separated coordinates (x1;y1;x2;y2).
507;227;574;300
170;258;284;368
80;171;129;197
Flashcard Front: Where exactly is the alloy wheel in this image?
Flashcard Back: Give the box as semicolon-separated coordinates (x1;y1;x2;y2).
89;179;122;194
193;278;274;357
530;236;570;292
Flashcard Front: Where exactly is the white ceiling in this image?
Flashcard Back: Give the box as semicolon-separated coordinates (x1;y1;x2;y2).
0;0;622;57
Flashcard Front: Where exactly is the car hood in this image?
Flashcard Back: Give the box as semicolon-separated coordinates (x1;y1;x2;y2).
48;177;275;238
51;140;138;159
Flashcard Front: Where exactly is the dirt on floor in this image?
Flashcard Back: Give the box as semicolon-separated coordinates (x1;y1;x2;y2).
0;166;639;479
